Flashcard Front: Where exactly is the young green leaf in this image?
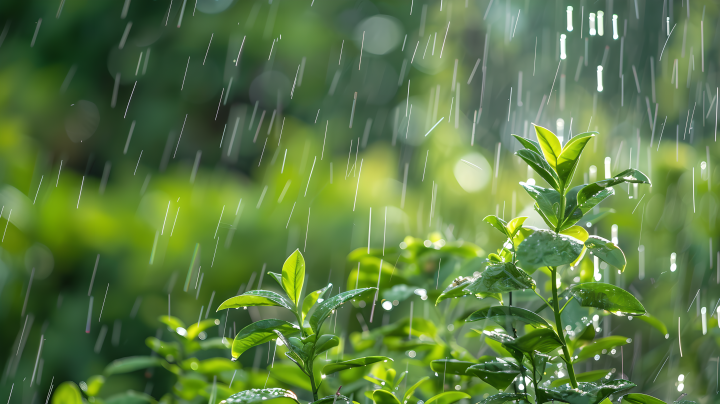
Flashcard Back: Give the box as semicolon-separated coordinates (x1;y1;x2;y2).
556;132;595;188
560;225;589;242
217;290;294;311
312;395;354;404
620;393;667;404
268;271;283;287
84;376;105;397
424;392;471;404
477;393;527;404
403;376;430;402
430;360;477;375
186;319;217;340
231;319;300;360
563;184;615;229
52;382;83;404
301;283;333;322
466;306;552;332
516;229;584;271
568;283;646;316
436;275;502;305
159;315;185;331
577;169;651;206
511;134;543;155
525;352;550;383
463;262;535;294
502;328;563;354
505;216;528;239
321;356;392;375
533;124;563;170
635;313;668;335
274;331;307;369
585;236;626;271
520;183;562;226
537;380;636;404
483;215;510;238
313;334;340;357
309;288;375;333
282;249;306;308
371;390;401;404
574;336;630;363
223;388;300;404
145;337;180;359
550;369;613;387
104;356;166;376
104;391;156;404
465;362;521;390
516;149;560;189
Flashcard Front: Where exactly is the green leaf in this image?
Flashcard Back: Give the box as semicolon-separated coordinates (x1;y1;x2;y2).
574;336;630;363
403;376;430;402
560;226;589;242
466;306;551;333
231;319;300;359
533;124;563;170
223;389;300;404
635;313;668;335
463;262;535;294
314;334;340;357
104;356;165;376
503;328;563;354
466;362;521;390
52;382;83;404
537;380;636;404
505;217;528;239
516;149;560;189
217;290;294;311
551;369;613;387
620;394;667;404
104;391;157;404
321;356;392;375
477;393;527;404
371;390;401;404
309;288;376;333
568;283;646;316
282;249;306;308
563;184;615;229
145;337;180;359
425;392;471;404
430;360;477;375
577;169;651;206
268;272;283;287
512;134;543;155
556;132;595;188
525;352;550;383
520;183;562;226
159;315;185;331
312;395;354;404
436;275;502;305
182;357;238;374
585;236;626;271
483;215;510;238
301;283;333;322
516;229;584;271
187;319;218;340
84;375;105;397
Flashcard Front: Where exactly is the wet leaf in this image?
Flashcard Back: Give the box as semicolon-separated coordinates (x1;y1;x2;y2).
516;229;584;271
516;149;560;189
502;328;562;354
533;124;562;170
620;393;667;404
282;249;306;308
551;369;613;387
301;283;333;322
556;132;595;187
635;313;668;335
512;134;543;155
520;183;562;226
466;306;551;333
268;271;283;287
309;288;376;333
536;379;636;404
483;215;510;237
563;184;615;229
466;362;522;390
430;359;476;375
52;382;83;404
577;169;651;207
477;393;527;404
312;395;354;404
321;356;392;375
403;377;430;402
505;216;528;238
223;388;299;404
560;226;589;242
231;319;300;359
371;390;401;404
314;334;340;357
574;336;630;363
585;236;626;271
105;356;165;376
568;283;645;316
463;262;535;294
525;352;550;383
424;392;470;404
217;290;294;311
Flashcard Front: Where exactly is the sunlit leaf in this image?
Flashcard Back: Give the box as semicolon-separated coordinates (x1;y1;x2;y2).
282;249;306;308
268;272;283;287
483;215;509;238
321;356;392;375
466;362;521;390
84;375;105;397
620;393;667;404
104;356;165;376
371;390;401;404
187;319;217;340
424;392;470;404
585;236;626;272
577;169;651;206
503;328;562;354
309;288;375;333
52;382;83;404
574;336;630;363
568;283;645;316
505;216;528;239
437;274;502;305
217;290;294;311
302;283;332;322
463;262;535;294
512;134;543;155
516;229;584;271
516;149;560;189
466;306;551;333
551;369;613;387
231;319;300;360
561;226;589;242
534;124;562;170
223;388;299;404
159;315;185;331
556;132;595;187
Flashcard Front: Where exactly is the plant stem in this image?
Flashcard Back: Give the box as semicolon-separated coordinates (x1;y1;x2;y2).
551;268;578;388
308;356;319;401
